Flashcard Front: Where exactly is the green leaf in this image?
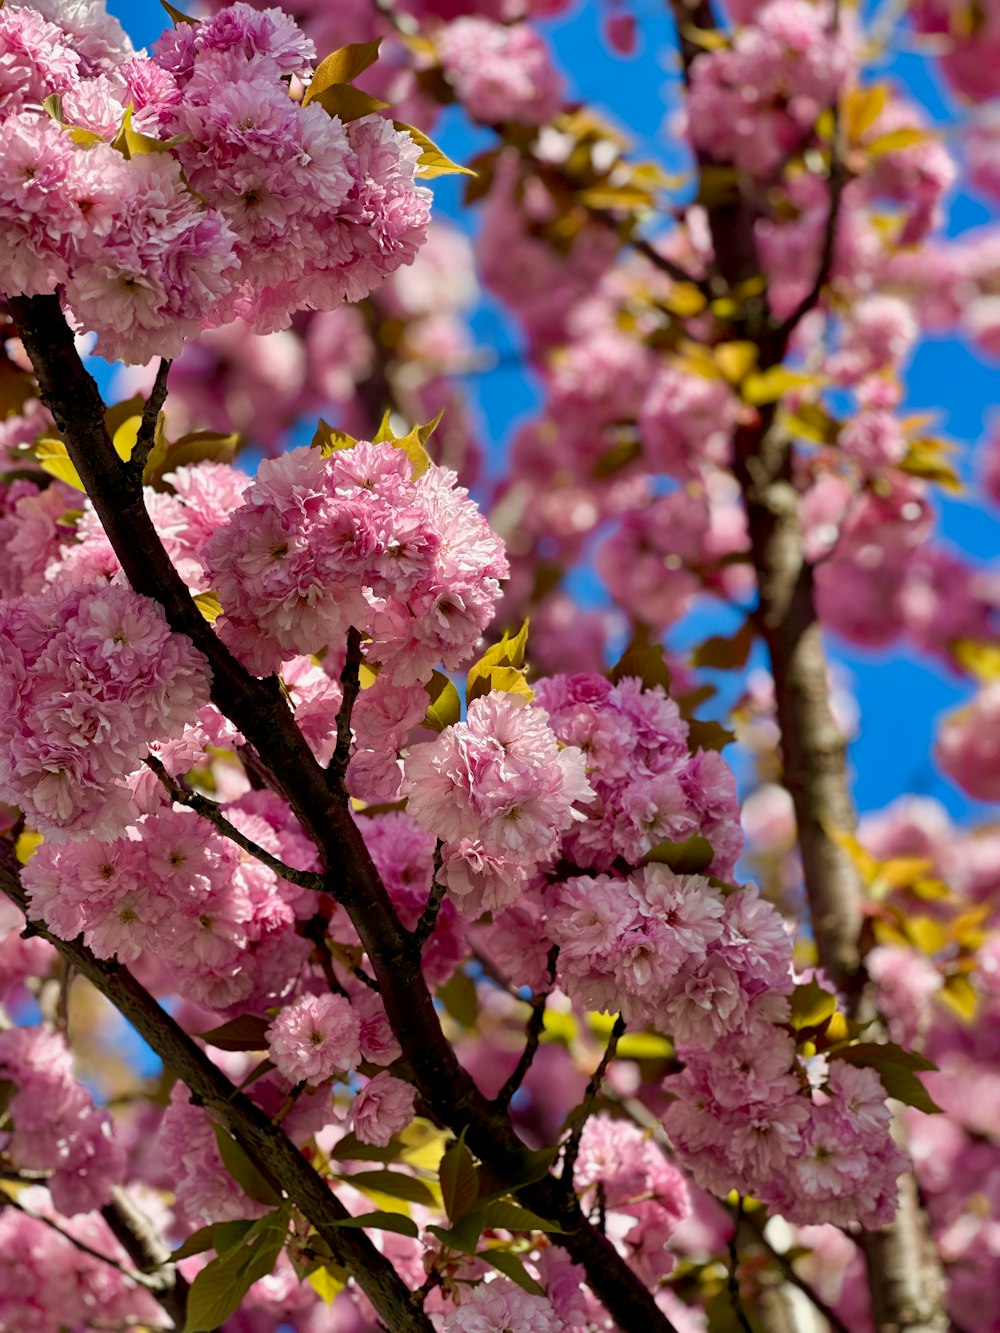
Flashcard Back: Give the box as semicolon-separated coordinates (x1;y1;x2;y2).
331;1131;403;1164
198;1015;270;1052
483;1246;546;1295
344;1169;437;1207
437;970;479;1026
608;638;671;693
686;717;736;752
328;1211;419;1237
160;0;196;23
427;1210;487;1255
439;1130;478;1223
311;84;389;123
183;1208;289;1333
423;671;461;732
146;429;239;489
172;1219;255;1262
692;620;755;670
481;1200;564;1234
831;1042;942;1114
788;980;838;1033
394;121;476;178
640;834;714;875
212;1125;283;1207
304;40;382;105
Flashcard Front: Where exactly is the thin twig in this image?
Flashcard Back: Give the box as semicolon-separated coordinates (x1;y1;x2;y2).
728;1198;755;1333
101;1187;189;1329
129;358;171;482
740;1210;852;1333
773;104;849;340
0;1194;161;1292
331;627;364;787
561;1014;626;1186
411;874;447;950
494;946;559;1109
144;755;323;890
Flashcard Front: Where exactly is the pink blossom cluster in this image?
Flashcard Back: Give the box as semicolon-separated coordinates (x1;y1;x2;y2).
0;2;431;362
664;1040;908;1228
203;439;508;680
687;0;854;179
0;584;211;840
0;1191;166;1333
404;692;593;916
22;796;319;1010
546;870;790;1035
573;1114;690;1287
442;1276;564;1332
0;1026;125;1215
533;673;743;877
910;0;1000;101
437;18;563;125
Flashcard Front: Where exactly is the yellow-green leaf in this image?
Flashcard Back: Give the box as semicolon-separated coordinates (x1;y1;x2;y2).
788;979;838;1032
483;1246;546;1295
311;84;389;123
194;591;223;624
743;365;816;405
112;103;176;159
394;122;476;179
466;622;531;705
307;1266;346;1304
304;40;382;106
15;829;42;864
327;1211;419;1237
866;127;930;156
343;1169;436;1208
35;437;84;491
845;83;889;141
714;341;757;384
937;973;978;1023
424;671;461;732
952;639;1000;679
311;418;358;454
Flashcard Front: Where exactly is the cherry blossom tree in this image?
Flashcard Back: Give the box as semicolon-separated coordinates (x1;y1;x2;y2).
0;0;998;1330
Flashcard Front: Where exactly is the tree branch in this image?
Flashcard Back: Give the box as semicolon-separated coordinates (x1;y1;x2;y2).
101;1188;190;1330
331;626;364;788
561;1015;626;1188
494;946;558;1110
144;755;324;891
130;357;171;483
0;842;433;1333
11;294;677;1333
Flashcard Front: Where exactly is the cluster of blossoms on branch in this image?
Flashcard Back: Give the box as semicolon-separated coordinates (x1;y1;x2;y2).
0;0;431;361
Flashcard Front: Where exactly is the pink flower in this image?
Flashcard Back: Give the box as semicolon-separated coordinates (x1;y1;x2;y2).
351;1072;416;1146
266;992;361;1084
442;1276;564;1332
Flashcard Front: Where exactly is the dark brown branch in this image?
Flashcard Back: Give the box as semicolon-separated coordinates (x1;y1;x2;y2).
740;1209;852;1333
727;1201;755;1333
144;755;324;891
11;294;677;1333
130;357;171;482
561;1015;626;1186
411;874;446;950
0;843;432;1333
331;626;364;787
494;946;558;1110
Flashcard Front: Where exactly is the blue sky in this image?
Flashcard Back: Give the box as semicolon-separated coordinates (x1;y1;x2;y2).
105;0;1000;825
